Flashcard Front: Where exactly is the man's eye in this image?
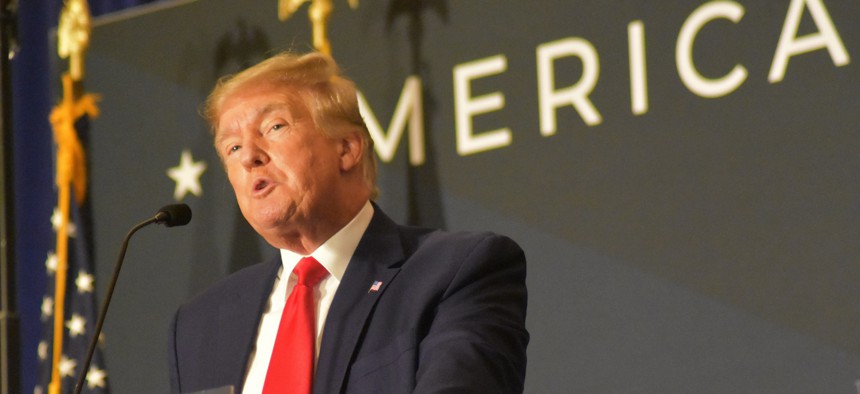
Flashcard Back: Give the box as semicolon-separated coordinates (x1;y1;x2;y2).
227;145;240;155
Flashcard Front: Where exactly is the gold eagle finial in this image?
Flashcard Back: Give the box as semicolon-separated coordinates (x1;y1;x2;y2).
58;0;92;81
278;0;359;55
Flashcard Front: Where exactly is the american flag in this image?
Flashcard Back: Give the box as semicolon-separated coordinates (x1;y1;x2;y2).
35;113;110;394
368;281;383;293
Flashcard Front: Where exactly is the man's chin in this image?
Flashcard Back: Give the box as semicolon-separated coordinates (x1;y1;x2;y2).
248;216;297;244
246;203;295;229
250;216;288;234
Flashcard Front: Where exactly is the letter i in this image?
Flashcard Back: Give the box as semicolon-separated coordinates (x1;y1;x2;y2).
628;20;649;115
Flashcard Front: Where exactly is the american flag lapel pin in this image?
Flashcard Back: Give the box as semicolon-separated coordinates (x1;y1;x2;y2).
368;280;383;293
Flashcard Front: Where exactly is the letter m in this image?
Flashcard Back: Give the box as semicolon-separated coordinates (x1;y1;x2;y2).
357;76;425;165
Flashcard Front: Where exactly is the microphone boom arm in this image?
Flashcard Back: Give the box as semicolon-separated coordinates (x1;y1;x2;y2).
74;203;190;394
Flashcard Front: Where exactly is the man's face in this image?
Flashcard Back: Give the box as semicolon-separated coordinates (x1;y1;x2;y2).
215;82;346;249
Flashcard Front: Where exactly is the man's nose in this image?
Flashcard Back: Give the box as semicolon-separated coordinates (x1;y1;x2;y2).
239;137;269;169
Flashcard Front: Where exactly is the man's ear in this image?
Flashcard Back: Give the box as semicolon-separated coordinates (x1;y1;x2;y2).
338;129;364;172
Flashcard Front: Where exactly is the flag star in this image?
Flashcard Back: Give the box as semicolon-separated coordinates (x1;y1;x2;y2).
50;208;77;237
86;366;108;389
75;270;95;293
167;149;207;201
58;355;77;377
50;208;61;230
38;341;49;361
66;314;86;337
41;296;54;320
45;252;58;274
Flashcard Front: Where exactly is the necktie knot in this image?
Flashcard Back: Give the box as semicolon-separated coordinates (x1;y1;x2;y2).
294;256;328;287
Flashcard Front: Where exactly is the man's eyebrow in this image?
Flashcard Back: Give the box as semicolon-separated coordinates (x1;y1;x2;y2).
214;102;293;145
214;131;232;148
260;103;289;117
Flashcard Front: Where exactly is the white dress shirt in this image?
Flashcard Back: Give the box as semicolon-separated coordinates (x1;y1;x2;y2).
241;201;374;394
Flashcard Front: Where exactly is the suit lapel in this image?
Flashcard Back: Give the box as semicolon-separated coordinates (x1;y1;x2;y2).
216;256;280;390
314;207;405;394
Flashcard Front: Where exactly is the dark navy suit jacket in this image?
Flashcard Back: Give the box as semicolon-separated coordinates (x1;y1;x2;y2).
168;207;529;393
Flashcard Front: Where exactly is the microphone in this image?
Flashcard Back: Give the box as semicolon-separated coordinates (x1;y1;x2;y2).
154;203;192;227
74;204;192;394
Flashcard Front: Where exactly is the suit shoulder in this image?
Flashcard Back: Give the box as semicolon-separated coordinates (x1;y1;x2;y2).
410;226;520;250
403;226;524;263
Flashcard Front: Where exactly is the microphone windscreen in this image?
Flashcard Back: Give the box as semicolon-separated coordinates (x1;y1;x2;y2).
156;204;192;227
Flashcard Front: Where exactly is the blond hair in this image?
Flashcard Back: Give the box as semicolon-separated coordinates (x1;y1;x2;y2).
203;51;378;198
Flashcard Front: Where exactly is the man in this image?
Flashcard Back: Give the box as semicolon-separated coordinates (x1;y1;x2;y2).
168;51;529;394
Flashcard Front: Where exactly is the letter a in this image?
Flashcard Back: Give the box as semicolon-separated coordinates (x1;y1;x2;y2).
769;0;850;83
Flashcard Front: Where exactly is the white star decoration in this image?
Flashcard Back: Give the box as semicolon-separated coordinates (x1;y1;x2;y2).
167;149;207;201
58;355;77;377
45;251;58;274
41;296;53;320
75;270;95;293
86;366;108;388
66;314;86;337
38;341;48;361
50;208;77;238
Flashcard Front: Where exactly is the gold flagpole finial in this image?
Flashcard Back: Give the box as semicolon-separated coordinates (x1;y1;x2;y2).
278;0;359;55
58;0;92;81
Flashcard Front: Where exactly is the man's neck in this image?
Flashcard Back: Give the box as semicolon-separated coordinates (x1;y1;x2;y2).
271;198;370;255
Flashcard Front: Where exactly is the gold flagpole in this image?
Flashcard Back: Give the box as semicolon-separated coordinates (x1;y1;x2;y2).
277;0;359;55
48;1;99;393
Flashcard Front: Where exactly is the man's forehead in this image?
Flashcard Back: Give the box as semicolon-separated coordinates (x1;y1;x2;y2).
215;87;307;135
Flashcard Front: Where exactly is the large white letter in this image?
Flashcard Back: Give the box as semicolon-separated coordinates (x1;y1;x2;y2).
358;76;425;165
453;55;511;156
537;37;601;136
676;1;748;98
629;20;649;115
769;0;849;83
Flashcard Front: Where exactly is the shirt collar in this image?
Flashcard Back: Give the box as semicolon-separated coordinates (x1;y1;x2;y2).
279;200;374;281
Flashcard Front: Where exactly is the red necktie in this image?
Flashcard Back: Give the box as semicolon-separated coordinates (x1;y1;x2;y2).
263;257;329;394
